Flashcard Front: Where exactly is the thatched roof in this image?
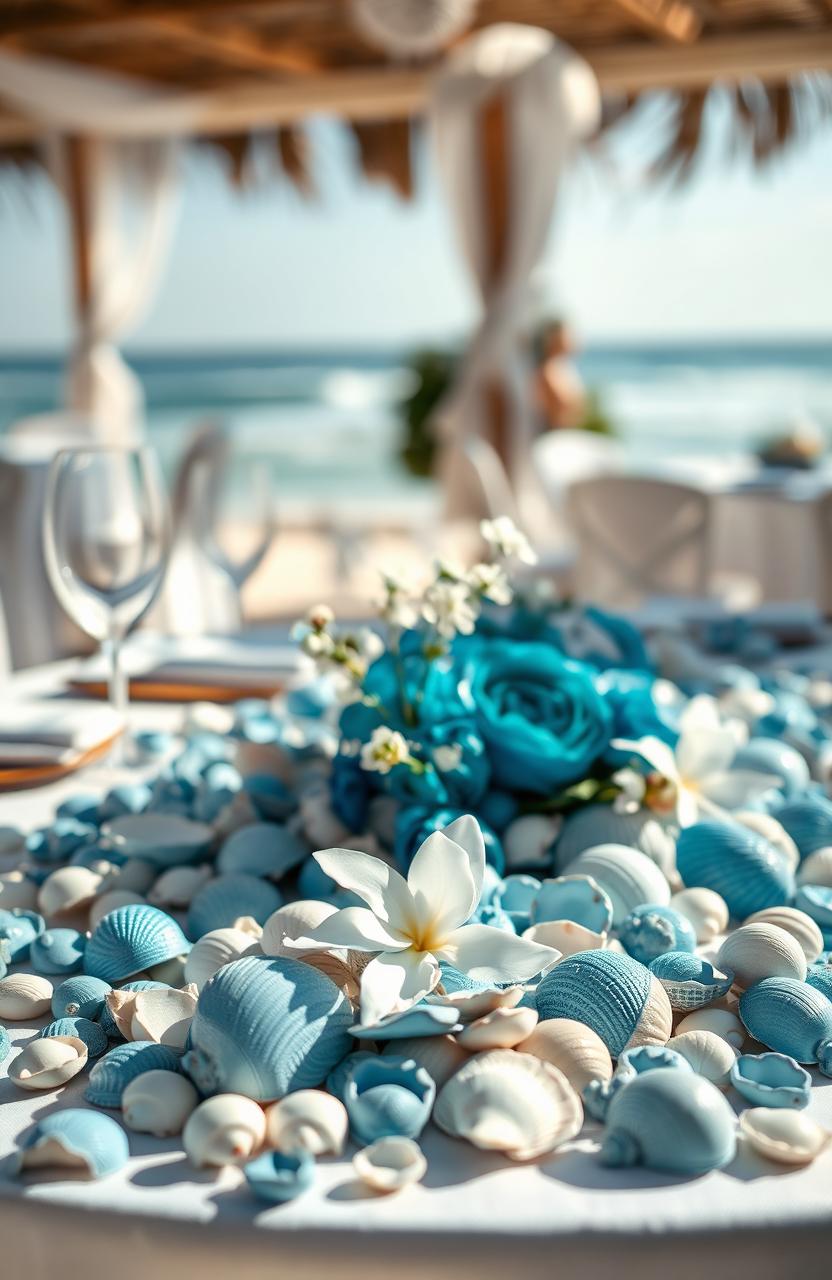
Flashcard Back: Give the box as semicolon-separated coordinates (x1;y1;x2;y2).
0;0;831;191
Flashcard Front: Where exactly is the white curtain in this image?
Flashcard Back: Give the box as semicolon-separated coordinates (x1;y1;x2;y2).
429;24;601;523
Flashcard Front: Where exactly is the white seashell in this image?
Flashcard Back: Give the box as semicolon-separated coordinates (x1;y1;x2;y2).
299;951;361;1003
569;844;670;925
503;814;561;871
111;859;158;894
233;915;263;940
88;890;146;932
183;927;259;992
434;1050;583;1161
432;983;523;1023
382;1035;468;1090
183;701;235;736
796;846;832;889
669;887;729;944
0;973;53;1020
265;1089;348;1156
516;1017;613;1094
734;812;799;871
0;870;38;911
743;907;824;965
38;866;103;918
739;1107;830;1165
665;1030;739;1086
183;1093;267;1168
9;1035;88;1090
122;1070;199;1136
148;865;212;909
129;985;199;1048
260;901;338;958
352;1136;426;1194
675;1007;745;1049
716;923;807;991
457;1006;538;1051
523;920;606;957
146;955;190;986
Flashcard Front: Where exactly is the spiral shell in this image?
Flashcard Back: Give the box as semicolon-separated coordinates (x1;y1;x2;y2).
665;1029;739;1086
567;844;670;925
265;1090;348;1156
744;906;824;965
516;1017;613;1094
184;1093;267;1168
183;927;258;992
187;874;282;940
601;1068;736;1174
676;820;794;919
0;973;53;1019
352;1136;426;1194
716;923;807;990
85;1040;182;1108
536;950;672;1057
739;976;832;1064
122;1069;199;1136
85;904;189;983
15;1109;129;1179
9;1035;88;1090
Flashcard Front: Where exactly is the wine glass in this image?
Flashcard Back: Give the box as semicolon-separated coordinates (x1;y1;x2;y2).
194;452;277;622
43;445;170;758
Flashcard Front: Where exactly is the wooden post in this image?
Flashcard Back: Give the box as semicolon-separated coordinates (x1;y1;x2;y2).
63;136;94;331
478;90;512;475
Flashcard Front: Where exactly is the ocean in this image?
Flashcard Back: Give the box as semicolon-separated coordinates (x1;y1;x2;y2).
1;341;830;513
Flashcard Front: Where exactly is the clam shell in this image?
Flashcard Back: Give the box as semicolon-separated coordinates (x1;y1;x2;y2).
555;805;673;874
40;1016;108;1058
516;1017;613;1094
352;1136;426;1194
739;1107;829;1165
183;954;354;1101
88;891;146;932
716;923;807;990
568;844;670;925
122;1069;199;1136
260;900;337;958
434;1050;582;1161
148;865;212;909
739;976;832;1064
675;1007;745;1050
730;1052;811;1109
9;1035;88;1090
670;887;729;943
457;1006;538;1050
522;920;607;956
619;905;697;966
796;847;832;889
531;875;613;933
183;926;259;992
773;795;832;860
602;1068;737;1174
0;972;53;1019
98;980;169;1040
85;904;189;983
124;984;198;1048
187;874;282;940
744;906;824;965
265;1089;348;1156
244;1149;315;1203
648;953;734;1010
15;1109;129;1179
381;1034;468;1091
85;1040;182;1108
38;866;103;917
676;820;794;919
536;950;673;1057
344;1056;435;1144
217;822;307;880
0;871;38;912
102;813;214;868
665;1029;739;1086
184;1093;267;1168
30;928;86;975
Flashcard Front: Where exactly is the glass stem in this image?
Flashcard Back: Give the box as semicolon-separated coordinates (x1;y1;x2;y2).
106;631;128;765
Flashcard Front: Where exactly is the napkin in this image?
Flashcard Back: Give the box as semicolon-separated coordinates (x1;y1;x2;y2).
74;634;312;691
0;704;123;766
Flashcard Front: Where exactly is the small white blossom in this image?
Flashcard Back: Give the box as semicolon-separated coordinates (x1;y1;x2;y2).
433;743;464;773
360;726;414;776
379;570;419;629
306;603;334;630
422;580;478;639
612;767;647;814
302;631;335;659
358;628;385;663
480;516;537;565
467;562;513;606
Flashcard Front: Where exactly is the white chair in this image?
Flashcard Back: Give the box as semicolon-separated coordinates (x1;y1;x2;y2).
534;430;624;509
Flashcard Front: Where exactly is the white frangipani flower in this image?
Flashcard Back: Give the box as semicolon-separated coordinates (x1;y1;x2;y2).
480;516;537;565
467;562;513;606
612;767;646;814
422;580;478;639
359;726;414;776
286;816;560;1025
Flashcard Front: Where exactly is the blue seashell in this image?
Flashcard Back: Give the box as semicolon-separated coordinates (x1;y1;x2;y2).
0;908;45;962
582;1075;627;1122
773;795;832;860
216;823;307;881
601;1068;737;1174
567;844;670;925
806;964;832;1002
40;1016;109;1057
795;884;832;928
30;928;86;975
0;1023;9;1063
70;844;122;869
739;976;832;1065
56;793;100;824
85;904;190;983
187;874;282;939
350;1004;461;1040
297;855;338;901
244;1149;315;1203
619;905;697;966
98;980;169;1039
15;1109;129;1179
497;874;541;931
243;774;297;822
134;729;173;758
102;813;214;868
52;975;112;1021
616;1044;694;1081
555;804;672;872
648;953;734;1011
476;904;516;933
85;1041;181;1107
536;950;672;1057
730;1052;811;1109
43;818;99;861
344;1056;435;1144
676;820;794;919
733;739;810;796
99;783;153;820
531;875;613;933
183;954;354;1101
326;1051;377;1104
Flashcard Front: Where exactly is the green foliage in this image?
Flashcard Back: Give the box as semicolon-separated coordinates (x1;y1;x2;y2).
397;347;456;478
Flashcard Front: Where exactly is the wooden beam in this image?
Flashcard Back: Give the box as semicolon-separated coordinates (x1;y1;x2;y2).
606;0;702;43
0;0;334;41
139;15;326;76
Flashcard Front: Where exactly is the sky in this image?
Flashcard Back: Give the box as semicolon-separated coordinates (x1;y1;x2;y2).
1;96;831;353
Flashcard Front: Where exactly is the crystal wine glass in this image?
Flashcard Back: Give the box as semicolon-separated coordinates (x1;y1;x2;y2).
194;451;277;622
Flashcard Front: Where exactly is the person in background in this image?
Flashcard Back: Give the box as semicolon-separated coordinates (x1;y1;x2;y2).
534;318;586;432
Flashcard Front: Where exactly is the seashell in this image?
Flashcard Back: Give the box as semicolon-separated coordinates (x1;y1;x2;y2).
498;875;541;930
88;891;146;932
432;982;522;1023
98;980;168;1040
183;927;259;992
676;820;794;919
670;887;730;943
435;1050;582;1161
38;866;103;918
111;859;158;894
146;954;189;986
734;812;799;871
739;1107;829;1165
244;1149;314;1203
733;738;810;796
0;908;45;962
85;1040;181;1107
806;964;832;1003
744;906;824;965
675;1007;745;1049
457;1006;537;1050
353;1136;427;1194
217;822;307;881
265;1089;348;1156
648;953;734;1011
665;1029;739;1086
773;795;832;860
0;972;53;1019
795;883;832;929
739;976;832;1066
9;1035;88;1090
797;846;832;889
0;823;24;853
536;950;673;1057
601;1068;737;1173
40;1016;108;1058
148;865;212;909
730;1052;811;1109
555;804;673;873
344;1056;435;1144
516;1018;613;1094
615;1043;693;1081
716;923;807;990
381;1034;468;1091
122;1069;199;1136
102;813;214;868
0;870;38;912
567;844;670;925
523;919;606;957
30;928;86;975
619;905;697;966
0;1024;10;1064
183;954;353;1101
119;984;198;1047
15;1109;129;1179
85;904;190;983
531;875;613;933
502;814;559;872
187;874;282;940
184;1093;266;1168
52;974;112;1021
100;781;153;819
260;900;337;958
350;1003;460;1040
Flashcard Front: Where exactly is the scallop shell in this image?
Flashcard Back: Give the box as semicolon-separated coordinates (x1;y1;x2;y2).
98;980;169;1040
85;1040;182;1108
619;905;697;966
9;1035;88;1090
676;820;794;919
773;795;832;860
40;1016;108;1058
555;805;673;873
183;954;353;1101
744;906;824;965
669;887;729;943
0;870;38;911
665;1029;739;1086
0;972;53;1019
352;1136;426;1194
381;1034;468;1091
88;891;146;932
739;976;832;1064
260;901;338;958
536;949;673;1057
187;874;282;940
38;866;103;917
567;844;670;925
675;1007;745;1049
148;865;212;909
739;1107;829;1165
344;1056;435;1144
531;875;613;933
30;928;86;975
730;1052;811;1109
217;822;307;880
434;1049;582;1161
183;1093;267;1168
183;926;259;992
457;1006;538;1051
85;904;189;983
716;923;808;990
102;813;214;868
15;1109;129;1179
265;1089;348;1156
244;1149;315;1203
796;847;832;889
122;1069;199;1136
648;953;734;1010
516;1018;613;1094
601;1068;737;1174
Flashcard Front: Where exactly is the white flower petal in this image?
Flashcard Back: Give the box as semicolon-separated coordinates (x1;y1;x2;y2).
441;814;485;904
676;788;700;827
676;727;736;782
680;695;722;733
359;949;441;1025
437;923;560;984
612;736;679;781
407;830;478;936
313;848;414;930
286;907;410;954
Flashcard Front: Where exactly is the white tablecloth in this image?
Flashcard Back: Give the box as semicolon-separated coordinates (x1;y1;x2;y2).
2;661;832;1279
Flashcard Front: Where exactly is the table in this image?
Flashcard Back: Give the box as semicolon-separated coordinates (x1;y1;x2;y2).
2;660;832;1280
